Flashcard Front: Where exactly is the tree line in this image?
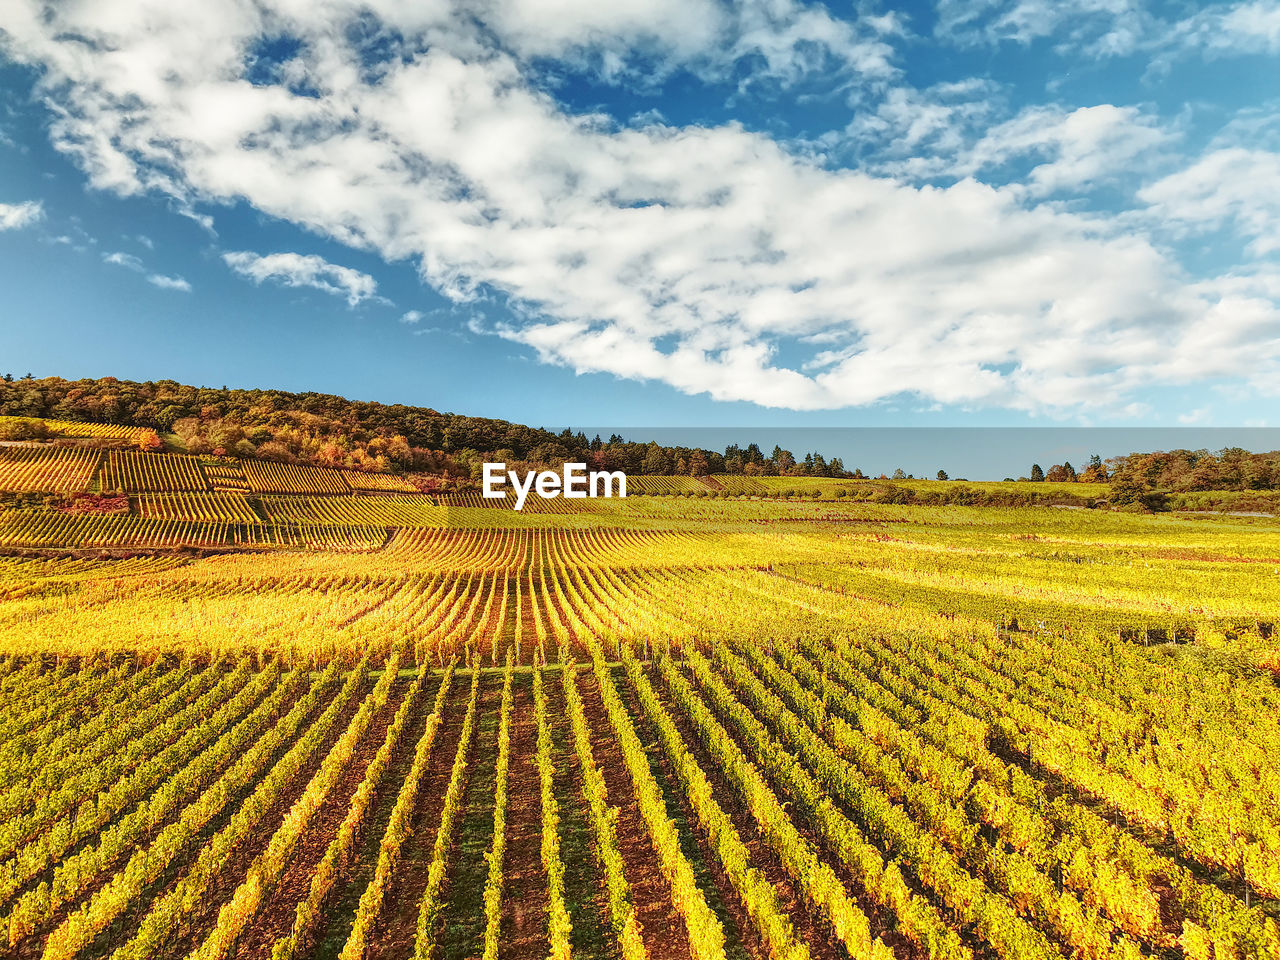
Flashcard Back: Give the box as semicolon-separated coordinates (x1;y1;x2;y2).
6;377;1274;493
0;375;853;479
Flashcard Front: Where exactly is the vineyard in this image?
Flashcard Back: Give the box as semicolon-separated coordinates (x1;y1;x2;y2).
1;434;1278;960
0;448;100;493
0;417;154;444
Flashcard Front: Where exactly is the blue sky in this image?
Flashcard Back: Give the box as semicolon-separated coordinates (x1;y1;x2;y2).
1;0;1279;439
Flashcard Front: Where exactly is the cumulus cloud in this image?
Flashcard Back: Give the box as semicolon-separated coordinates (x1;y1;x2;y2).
147;273;192;291
1;1;1277;414
399;310;423;324
223;251;379;306
0;200;43;230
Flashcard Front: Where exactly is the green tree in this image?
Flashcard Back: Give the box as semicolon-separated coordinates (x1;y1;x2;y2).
1081;454;1107;483
1109;470;1168;510
936;470;948;481
641;442;669;475
1109;472;1148;505
1030;463;1044;482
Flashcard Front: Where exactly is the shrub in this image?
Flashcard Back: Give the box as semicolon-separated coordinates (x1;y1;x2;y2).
0;417;55;441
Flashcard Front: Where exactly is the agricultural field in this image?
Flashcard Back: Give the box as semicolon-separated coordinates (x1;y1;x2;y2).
0;447;100;493
0;416;154;444
627;476;715;495
1;440;1279;960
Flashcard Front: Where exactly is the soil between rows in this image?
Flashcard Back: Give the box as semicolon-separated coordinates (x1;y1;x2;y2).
232;673;414;960
642;662;839;960
544;672;618;960
693;653;945;960
6;665;242;907
365;673;477;960
309;674;444;960
438;678;502;960
611;663;758;960
575;668;693;960
160;673;375;959
497;674;550;960
13;671;306;960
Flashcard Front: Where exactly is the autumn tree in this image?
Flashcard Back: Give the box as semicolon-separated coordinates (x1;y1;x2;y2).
1078;454;1106;482
135;429;163;452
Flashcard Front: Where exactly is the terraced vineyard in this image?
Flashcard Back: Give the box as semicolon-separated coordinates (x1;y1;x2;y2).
0;447;101;493
1;437;1278;960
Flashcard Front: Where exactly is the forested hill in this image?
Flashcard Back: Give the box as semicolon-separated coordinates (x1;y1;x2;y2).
4;376;1276;495
0;374;851;479
0;374;566;457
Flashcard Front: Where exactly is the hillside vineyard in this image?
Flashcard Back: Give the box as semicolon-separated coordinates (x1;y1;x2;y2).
0;443;1278;960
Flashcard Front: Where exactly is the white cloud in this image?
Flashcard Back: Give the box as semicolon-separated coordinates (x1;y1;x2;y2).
933;0;1148;50
223;250;379;306
1;1;1277;414
1140;149;1280;255
961;104;1175;196
0;200;43;230
477;0;898;86
837;79;1004;175
102;250;145;271
725;0;898;85
838;95;1174;195
104;249;192;290
400;310;423;324
934;0;1280;61
1163;0;1280;58
147;273;192;291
